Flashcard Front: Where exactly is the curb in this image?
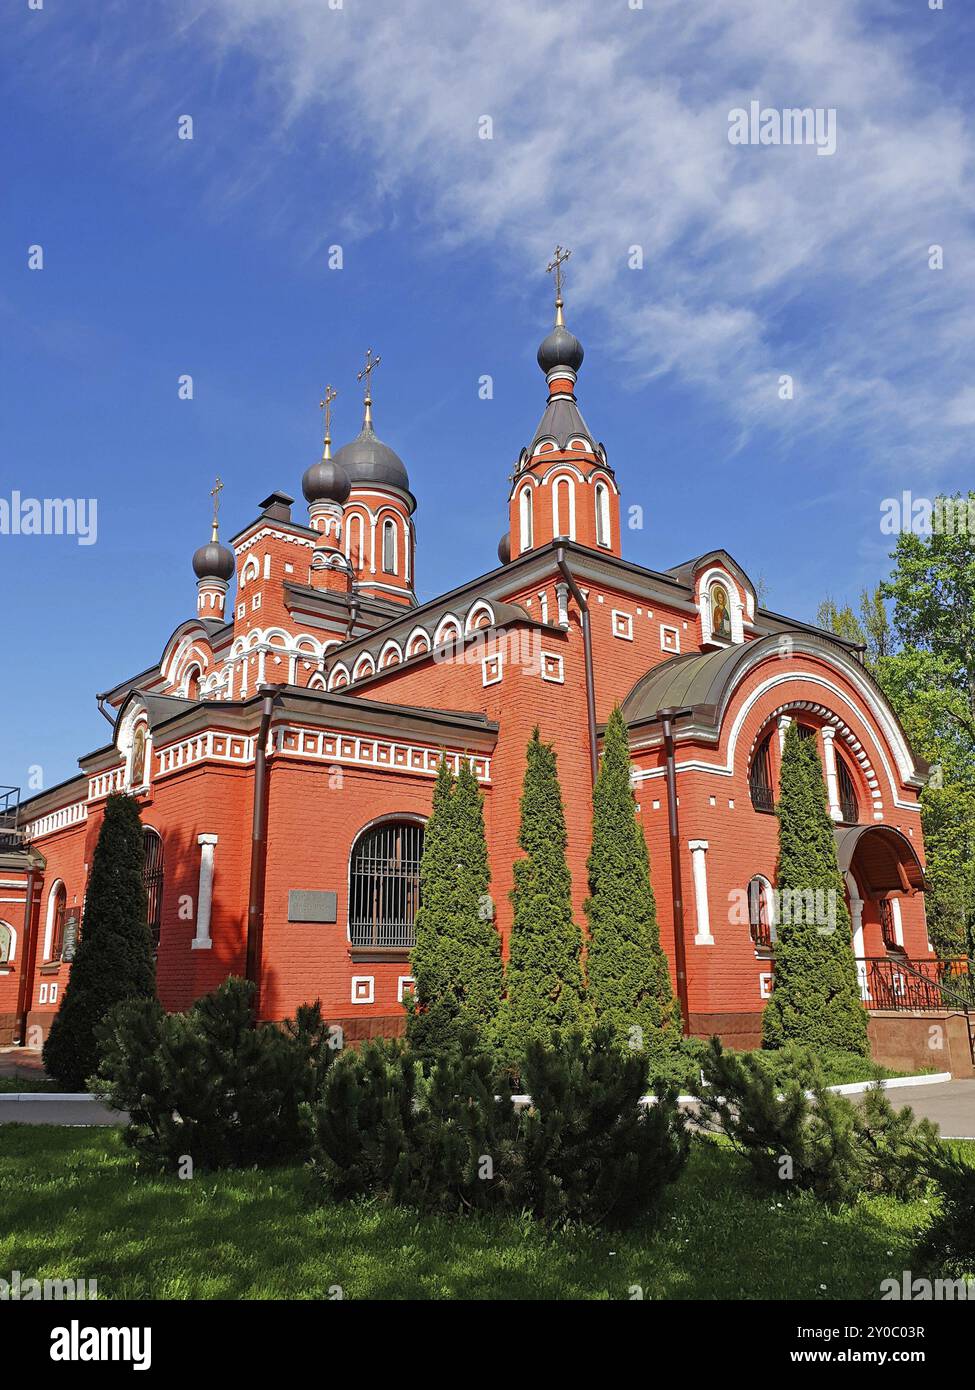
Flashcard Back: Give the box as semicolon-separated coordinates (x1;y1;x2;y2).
0;1072;954;1107
0;1092;98;1103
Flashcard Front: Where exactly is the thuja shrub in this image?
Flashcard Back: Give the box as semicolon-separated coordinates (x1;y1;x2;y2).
311;1026;688;1228
696;1040;939;1207
94;977;335;1171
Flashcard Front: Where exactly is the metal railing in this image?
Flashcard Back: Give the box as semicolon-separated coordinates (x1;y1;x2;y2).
0;785;22;850
749;782;775;813
855;955;974;1013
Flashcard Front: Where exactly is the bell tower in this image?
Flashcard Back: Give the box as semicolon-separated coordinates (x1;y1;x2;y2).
329;350;417;608
505;248;621;563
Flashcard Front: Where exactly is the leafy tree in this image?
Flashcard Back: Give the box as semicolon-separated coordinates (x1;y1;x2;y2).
819;503;975;959
585;706;679;1067
762;722;870;1056
501;728;585;1064
407;757;502;1062
817;595;866;650
44;793;157;1091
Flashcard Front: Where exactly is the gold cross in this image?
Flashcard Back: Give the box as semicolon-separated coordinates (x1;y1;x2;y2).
357;347;381;401
319;384;337;455
210;476;223;541
546;244;571;319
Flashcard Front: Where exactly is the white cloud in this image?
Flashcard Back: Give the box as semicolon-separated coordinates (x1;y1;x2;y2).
32;0;972;473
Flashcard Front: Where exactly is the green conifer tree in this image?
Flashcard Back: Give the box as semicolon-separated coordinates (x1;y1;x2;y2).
762;721;870;1056
451;758;503;1031
407;757;502;1061
502;728;585;1062
585;706;679;1060
44;792;157;1090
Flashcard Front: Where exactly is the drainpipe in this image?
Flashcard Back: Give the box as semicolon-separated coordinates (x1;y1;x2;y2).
245;687;280;1013
346;591;360;642
554;548;598;785
658;706;693;1037
95;693;115;727
15;863;39;1046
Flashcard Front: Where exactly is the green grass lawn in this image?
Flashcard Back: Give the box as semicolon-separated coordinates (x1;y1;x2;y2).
0;1077;57;1094
1;1124;967;1300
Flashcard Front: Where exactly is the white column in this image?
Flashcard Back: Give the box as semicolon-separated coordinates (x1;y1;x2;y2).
689;840;714;945
890;896;905;948
820;725;842;821
192;834;218;950
847;873;869;999
777;714;792;753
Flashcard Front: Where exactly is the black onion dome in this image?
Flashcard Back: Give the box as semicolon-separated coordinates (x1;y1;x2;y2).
332;422;410;492
497;531;511;565
302;456;351;505
192;538;235;582
537;323;584;375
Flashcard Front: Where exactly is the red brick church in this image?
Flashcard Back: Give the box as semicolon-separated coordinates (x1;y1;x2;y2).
2;263;965;1073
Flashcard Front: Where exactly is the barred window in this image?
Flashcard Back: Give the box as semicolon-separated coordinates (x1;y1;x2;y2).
143;827;164;950
49;882;67;961
837;756;860;824
349;820;424;949
749;733;774;813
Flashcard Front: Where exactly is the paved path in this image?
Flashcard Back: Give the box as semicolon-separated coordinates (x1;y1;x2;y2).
0;1097;125;1126
1;1079;972;1134
853;1078;975;1139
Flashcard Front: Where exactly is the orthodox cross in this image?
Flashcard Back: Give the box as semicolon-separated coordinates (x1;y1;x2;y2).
210;476;223;542
357;348;381;427
546;245;571;324
319;384;337;458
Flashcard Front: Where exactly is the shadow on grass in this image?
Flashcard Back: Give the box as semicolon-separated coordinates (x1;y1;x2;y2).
0;1126;948;1300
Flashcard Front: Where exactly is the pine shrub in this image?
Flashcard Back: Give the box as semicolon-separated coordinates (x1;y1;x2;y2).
310;1027;688;1229
915;1150;975;1279
516;1026;689;1227
93;977;334;1170
44;792;157;1091
697;1039;939;1206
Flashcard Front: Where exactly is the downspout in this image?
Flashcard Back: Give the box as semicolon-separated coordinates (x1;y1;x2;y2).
245;687;280;1013
96;693;115;727
658;707;692;1037
15;862;39;1046
554;548;598;785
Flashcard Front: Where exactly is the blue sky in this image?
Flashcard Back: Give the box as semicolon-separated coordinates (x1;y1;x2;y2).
2;0;974;793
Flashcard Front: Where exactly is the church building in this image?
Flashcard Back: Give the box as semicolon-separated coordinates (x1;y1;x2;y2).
3;256;966;1074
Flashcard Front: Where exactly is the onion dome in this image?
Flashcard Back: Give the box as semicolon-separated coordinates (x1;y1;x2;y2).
537;323;584;376
192;535;234;582
333;422;410;493
193;477;235;580
497;531;511;565
302;456;351;505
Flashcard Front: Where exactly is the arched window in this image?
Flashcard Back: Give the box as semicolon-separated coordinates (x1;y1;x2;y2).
837;755;859;825
382;518;397;575
46;881;67;961
0;921;13;965
519;487;533;551
349;819;424;948
747;876;775;949
796;722;817;741
143;828;164;950
749;733;774;813
553;476;575;539
184;665;201;700
595;481;611;547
